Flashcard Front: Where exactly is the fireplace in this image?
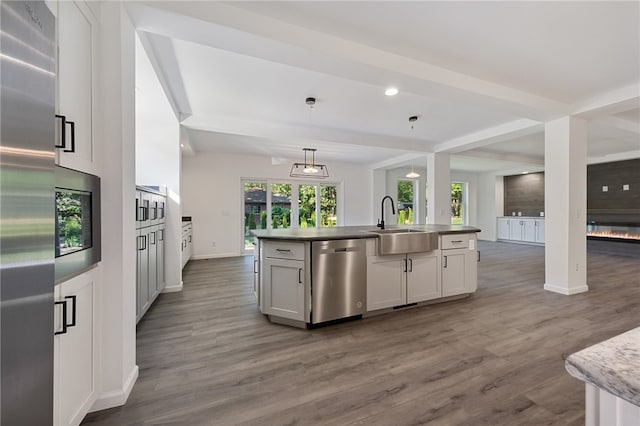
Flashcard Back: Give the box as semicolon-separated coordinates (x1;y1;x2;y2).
587;223;640;243
586;210;640;256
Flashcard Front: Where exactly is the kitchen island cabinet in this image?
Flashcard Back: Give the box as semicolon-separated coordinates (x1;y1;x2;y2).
253;225;479;328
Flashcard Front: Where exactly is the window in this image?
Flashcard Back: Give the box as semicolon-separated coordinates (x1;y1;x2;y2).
243;181;267;250
320;185;337;227
451;182;466;225
242;179;341;251
397;180;415;224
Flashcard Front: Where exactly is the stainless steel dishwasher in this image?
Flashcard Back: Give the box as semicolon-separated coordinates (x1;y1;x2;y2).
311;239;367;324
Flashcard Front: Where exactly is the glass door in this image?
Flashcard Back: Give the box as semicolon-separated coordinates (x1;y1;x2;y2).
243;181;267;251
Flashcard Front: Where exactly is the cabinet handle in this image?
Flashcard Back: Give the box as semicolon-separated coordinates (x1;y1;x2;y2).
142;235;147;250
276;248;291;253
298;268;302;284
403;258;407;272
444;256;448;268
159;229;164;241
477;251;481;262
63;120;75;153
54;300;68;335
451;240;462;243
408;258;413;272
150;231;156;245
188;235;192;243
54;114;66;148
254;259;258;274
65;295;77;328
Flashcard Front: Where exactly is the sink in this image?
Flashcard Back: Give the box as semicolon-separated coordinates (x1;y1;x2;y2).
366;229;439;255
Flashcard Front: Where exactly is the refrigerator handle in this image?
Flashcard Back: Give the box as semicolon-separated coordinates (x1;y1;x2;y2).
54;300;68;335
63;120;75;153
54;114;66;148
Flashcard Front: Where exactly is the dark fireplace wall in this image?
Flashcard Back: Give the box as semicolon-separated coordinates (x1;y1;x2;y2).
503;159;640;220
503;172;545;216
587;158;640;211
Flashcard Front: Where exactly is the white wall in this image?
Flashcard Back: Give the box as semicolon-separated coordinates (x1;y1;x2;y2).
182;152;372;258
134;34;182;290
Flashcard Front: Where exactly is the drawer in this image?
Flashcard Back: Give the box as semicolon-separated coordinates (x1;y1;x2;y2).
441;233;475;250
263;241;305;260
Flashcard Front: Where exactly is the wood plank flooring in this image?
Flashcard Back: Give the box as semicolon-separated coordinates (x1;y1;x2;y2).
83;241;640;425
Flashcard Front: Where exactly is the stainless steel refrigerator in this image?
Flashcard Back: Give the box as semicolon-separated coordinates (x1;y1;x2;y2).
1;1;56;424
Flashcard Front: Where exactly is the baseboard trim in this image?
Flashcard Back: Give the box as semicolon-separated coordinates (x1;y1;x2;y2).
544;283;589;295
192;252;239;260
90;365;139;412
161;282;183;293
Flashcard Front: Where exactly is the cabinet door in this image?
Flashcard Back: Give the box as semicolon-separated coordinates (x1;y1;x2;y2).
137;228;149;321
56;1;97;174
263;258;305;321
407;252;441;303
522;219;536;242
497;218;511;240
148;226;158;300
535;220;545;243
54;272;96;426
156;225;165;293
442;251;467;297
509;220;523;241
366;255;406;311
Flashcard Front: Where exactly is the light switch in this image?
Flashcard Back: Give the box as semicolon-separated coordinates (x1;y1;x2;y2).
623;184;630;191
602;186;608;192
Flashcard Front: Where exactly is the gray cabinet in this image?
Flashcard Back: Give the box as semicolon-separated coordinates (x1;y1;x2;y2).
136;188;166;323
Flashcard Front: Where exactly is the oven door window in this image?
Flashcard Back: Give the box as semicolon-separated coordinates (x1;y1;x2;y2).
55;190;92;257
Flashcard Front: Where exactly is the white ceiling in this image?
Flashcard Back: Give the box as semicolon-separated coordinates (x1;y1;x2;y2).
130;1;640;174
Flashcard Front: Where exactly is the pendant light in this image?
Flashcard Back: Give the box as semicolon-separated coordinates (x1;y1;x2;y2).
406;115;420;179
290;98;330;179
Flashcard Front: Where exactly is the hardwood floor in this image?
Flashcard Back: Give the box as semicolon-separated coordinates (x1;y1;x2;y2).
83;241;640;426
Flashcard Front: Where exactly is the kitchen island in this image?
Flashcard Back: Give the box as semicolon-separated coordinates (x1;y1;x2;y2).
252;225;480;328
565;327;640;425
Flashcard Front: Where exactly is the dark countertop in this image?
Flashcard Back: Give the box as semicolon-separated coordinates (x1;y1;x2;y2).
251;225;480;241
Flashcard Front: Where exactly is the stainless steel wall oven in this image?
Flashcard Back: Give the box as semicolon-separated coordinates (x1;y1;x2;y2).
55;165;101;281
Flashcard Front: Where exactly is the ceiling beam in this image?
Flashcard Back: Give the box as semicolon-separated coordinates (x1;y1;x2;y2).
571;83;640;118
434;119;543;154
127;2;570;122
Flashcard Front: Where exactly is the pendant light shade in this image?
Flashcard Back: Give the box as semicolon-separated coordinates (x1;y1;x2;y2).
290;148;329;178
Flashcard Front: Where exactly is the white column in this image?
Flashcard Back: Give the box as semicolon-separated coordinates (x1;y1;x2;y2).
92;2;138;411
544;116;588;295
427;153;451;225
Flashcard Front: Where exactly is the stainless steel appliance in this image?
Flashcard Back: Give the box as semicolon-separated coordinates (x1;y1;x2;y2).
1;1;56;423
311;239;366;323
55;165;101;282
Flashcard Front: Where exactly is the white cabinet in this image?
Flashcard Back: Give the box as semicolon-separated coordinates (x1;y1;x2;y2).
253;242;260;304
367;251;440;311
441;234;478;297
497;218;511;240
498;217;545;245
181;222;193;269
54;270;97;426
535;219;545;243
55;0;98;174
407;252;441;304
367;254;406;310
261;241;306;321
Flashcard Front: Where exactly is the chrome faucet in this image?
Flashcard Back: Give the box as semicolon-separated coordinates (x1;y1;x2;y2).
377;196;396;230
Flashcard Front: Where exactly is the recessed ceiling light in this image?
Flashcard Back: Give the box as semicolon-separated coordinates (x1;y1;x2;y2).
522;171;529;174
385;87;399;96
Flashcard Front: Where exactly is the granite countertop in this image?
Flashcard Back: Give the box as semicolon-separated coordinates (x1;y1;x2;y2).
565;327;640;407
251;225;480;241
